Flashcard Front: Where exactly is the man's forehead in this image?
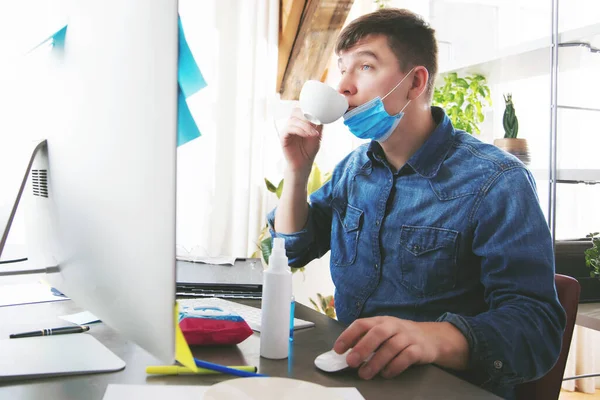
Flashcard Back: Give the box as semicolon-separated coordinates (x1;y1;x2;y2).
337;35;389;63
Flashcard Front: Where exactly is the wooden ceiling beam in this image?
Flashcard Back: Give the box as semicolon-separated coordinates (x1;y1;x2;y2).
278;0;354;100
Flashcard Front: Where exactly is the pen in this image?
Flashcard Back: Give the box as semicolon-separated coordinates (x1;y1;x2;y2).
193;358;267;377
9;325;90;339
146;365;258;375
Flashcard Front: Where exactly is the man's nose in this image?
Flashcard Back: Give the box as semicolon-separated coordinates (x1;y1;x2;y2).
337;75;357;97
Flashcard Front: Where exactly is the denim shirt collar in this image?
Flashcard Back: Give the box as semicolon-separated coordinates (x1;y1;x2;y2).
366;106;455;178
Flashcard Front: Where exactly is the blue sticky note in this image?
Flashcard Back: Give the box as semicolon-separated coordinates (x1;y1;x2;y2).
178;17;207;99
33;18;205;147
52;25;67;50
178;87;201;146
29;25;67;54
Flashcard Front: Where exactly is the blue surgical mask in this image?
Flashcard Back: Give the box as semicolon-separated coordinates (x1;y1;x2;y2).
343;68;414;142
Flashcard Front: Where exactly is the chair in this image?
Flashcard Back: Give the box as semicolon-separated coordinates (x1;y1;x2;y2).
515;274;581;400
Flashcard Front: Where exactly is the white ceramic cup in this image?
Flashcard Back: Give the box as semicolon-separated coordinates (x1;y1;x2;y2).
299;80;348;125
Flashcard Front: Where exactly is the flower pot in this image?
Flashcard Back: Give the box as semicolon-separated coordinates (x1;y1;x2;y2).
493;138;530;165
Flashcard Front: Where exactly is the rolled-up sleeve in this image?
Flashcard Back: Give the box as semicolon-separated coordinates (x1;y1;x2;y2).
267;176;336;269
439;166;566;388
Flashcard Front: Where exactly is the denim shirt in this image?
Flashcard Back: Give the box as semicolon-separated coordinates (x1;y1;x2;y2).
267;107;566;399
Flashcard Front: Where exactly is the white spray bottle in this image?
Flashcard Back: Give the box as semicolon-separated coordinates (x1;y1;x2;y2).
260;237;293;359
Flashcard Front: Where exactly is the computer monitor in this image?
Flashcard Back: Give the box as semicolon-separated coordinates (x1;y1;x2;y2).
16;0;179;364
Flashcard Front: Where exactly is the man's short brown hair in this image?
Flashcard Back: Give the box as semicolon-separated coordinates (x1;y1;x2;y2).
335;8;438;96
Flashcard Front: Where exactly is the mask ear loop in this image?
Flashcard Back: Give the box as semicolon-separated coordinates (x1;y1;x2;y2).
383;67;430;114
381;67;416;101
399;99;412;113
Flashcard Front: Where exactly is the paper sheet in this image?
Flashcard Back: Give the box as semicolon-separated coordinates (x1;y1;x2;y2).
59;311;101;325
103;384;366;400
176;255;237;265
0;282;69;307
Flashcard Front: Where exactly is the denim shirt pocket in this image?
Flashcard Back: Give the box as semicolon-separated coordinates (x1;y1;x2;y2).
399;225;459;297
331;200;363;267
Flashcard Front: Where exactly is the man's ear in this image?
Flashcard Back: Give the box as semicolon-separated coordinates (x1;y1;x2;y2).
408;66;429;101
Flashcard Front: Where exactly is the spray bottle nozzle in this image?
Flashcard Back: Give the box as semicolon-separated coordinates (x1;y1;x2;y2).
272;237;285;253
269;237;289;271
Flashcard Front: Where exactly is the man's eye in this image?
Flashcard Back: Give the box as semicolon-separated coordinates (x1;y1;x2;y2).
340;70;346;75
361;65;372;71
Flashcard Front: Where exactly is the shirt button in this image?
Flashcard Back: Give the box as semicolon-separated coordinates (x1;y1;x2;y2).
375;263;378;269
375;220;380;226
493;360;503;369
413;245;420;252
355;301;361;309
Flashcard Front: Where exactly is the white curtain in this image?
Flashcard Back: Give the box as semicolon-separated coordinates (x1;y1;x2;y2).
164;0;280;258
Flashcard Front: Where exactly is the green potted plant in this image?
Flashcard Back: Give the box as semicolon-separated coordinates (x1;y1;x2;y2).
585;232;600;279
433;72;492;135
309;293;336;319
494;93;530;165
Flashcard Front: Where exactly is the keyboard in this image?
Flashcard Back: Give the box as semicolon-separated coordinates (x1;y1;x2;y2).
176;286;262;299
178;297;315;332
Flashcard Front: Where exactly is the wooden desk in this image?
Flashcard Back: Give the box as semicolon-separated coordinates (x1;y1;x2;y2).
0;295;500;399
576;302;600;331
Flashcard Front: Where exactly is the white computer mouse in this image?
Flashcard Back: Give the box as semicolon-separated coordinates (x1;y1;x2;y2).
314;349;352;372
314;349;377;373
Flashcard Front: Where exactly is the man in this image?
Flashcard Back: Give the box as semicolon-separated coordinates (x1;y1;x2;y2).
268;8;565;399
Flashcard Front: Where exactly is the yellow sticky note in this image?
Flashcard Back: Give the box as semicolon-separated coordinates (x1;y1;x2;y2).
174;302;198;372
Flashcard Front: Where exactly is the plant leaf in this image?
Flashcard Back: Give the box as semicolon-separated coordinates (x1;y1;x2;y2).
455;92;464;107
307;164;322;195
265;178;277;193
309;297;320;312
260;236;272;265
456;78;468;88
477;86;486;99
465;103;474;119
292;266;305;275
275;179;284;199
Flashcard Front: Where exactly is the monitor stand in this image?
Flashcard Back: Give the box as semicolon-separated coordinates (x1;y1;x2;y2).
0;139;47;259
0;334;125;381
0;139;126;378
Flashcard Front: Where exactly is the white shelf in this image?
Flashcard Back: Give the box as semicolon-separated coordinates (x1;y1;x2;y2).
438;22;600;85
532;169;600;184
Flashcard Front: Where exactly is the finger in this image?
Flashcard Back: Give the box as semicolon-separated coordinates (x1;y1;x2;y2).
285;118;320;137
346;321;395;368
291;107;304;119
381;344;422;379
334;317;382;355
291;108;322;130
282;121;319;139
358;334;409;380
288;117;321;136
